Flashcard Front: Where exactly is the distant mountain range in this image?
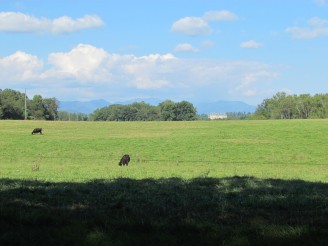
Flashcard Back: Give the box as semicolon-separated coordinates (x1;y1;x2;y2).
195;101;257;114
59;99;257;115
59;100;110;114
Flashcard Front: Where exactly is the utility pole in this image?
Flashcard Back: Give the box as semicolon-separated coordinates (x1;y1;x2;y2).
24;88;27;120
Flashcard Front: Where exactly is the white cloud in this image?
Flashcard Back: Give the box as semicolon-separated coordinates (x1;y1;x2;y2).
122;53;176;89
44;45;177;90
240;40;263;48
51;15;104;34
308;17;328;27
44;44;110;81
236;70;278;97
0;12;104;34
242;71;278;87
174;43;199;53
171;17;211;36
0;51;43;81
286;17;328;39
314;0;326;6
0;44;279;101
203;10;238;22
171;10;238;36
286;27;328;39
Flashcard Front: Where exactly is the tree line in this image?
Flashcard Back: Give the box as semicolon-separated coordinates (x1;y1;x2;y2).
0;89;59;120
91;100;197;121
1;88;327;121
0;89;197;121
253;92;328;119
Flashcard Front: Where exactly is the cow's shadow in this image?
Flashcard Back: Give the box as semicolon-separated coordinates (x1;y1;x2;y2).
0;176;327;245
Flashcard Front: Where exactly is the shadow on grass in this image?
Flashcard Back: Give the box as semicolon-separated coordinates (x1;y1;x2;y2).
0;176;327;246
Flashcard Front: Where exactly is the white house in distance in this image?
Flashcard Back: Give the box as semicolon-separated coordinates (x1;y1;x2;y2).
208;113;228;120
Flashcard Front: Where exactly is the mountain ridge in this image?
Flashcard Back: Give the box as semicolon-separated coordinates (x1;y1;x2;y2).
59;99;257;115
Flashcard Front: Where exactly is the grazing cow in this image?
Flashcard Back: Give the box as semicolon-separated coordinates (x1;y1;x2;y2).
119;154;130;166
32;128;42;135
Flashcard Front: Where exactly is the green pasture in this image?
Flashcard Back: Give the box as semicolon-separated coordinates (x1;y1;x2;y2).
1;120;328;245
0;120;327;182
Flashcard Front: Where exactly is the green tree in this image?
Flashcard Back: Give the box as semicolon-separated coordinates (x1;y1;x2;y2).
92;104;125;121
0;106;3;119
279;94;296;119
131;102;160;121
296;94;313;119
254;92;297;119
43;98;59;120
0;89;60;120
254;92;328;119
175;101;197;121
92;100;196;121
312;94;328;118
159;100;197;121
0;89;25;119
29;95;46;120
159;100;177;121
254;97;278;119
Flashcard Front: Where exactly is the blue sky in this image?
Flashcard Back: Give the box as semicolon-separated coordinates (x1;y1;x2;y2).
0;0;327;105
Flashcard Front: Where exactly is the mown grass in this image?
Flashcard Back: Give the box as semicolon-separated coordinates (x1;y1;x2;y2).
0;120;327;181
1;177;327;245
0;120;327;245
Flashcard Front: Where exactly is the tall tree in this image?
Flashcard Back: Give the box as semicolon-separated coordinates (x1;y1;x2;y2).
296;94;313;119
175;101;197;121
43;98;59;120
0;89;25;119
159;100;177;121
0;89;59;120
29;95;46;120
254;92;328;119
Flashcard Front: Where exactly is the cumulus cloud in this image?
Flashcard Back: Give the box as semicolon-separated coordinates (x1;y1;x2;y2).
121;53;176;89
240;40;263;48
40;44;176;90
286;17;328;39
0;44;278;101
171;10;237;36
171;17;211;36
0;51;43;81
44;44;110;81
0;12;104;34
174;43;199;53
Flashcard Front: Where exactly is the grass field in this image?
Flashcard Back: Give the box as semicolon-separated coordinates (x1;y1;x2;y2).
0;120;327;245
1;120;327;181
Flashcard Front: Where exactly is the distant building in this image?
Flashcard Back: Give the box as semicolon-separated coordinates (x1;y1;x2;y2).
208;113;227;120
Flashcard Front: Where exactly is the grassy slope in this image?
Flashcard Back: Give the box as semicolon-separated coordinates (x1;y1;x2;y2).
0;120;327;245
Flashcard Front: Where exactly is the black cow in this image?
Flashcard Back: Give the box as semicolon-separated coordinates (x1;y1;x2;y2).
119;154;130;166
32;128;43;135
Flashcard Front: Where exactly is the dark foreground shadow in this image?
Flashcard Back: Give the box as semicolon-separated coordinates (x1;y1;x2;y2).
0;176;327;246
